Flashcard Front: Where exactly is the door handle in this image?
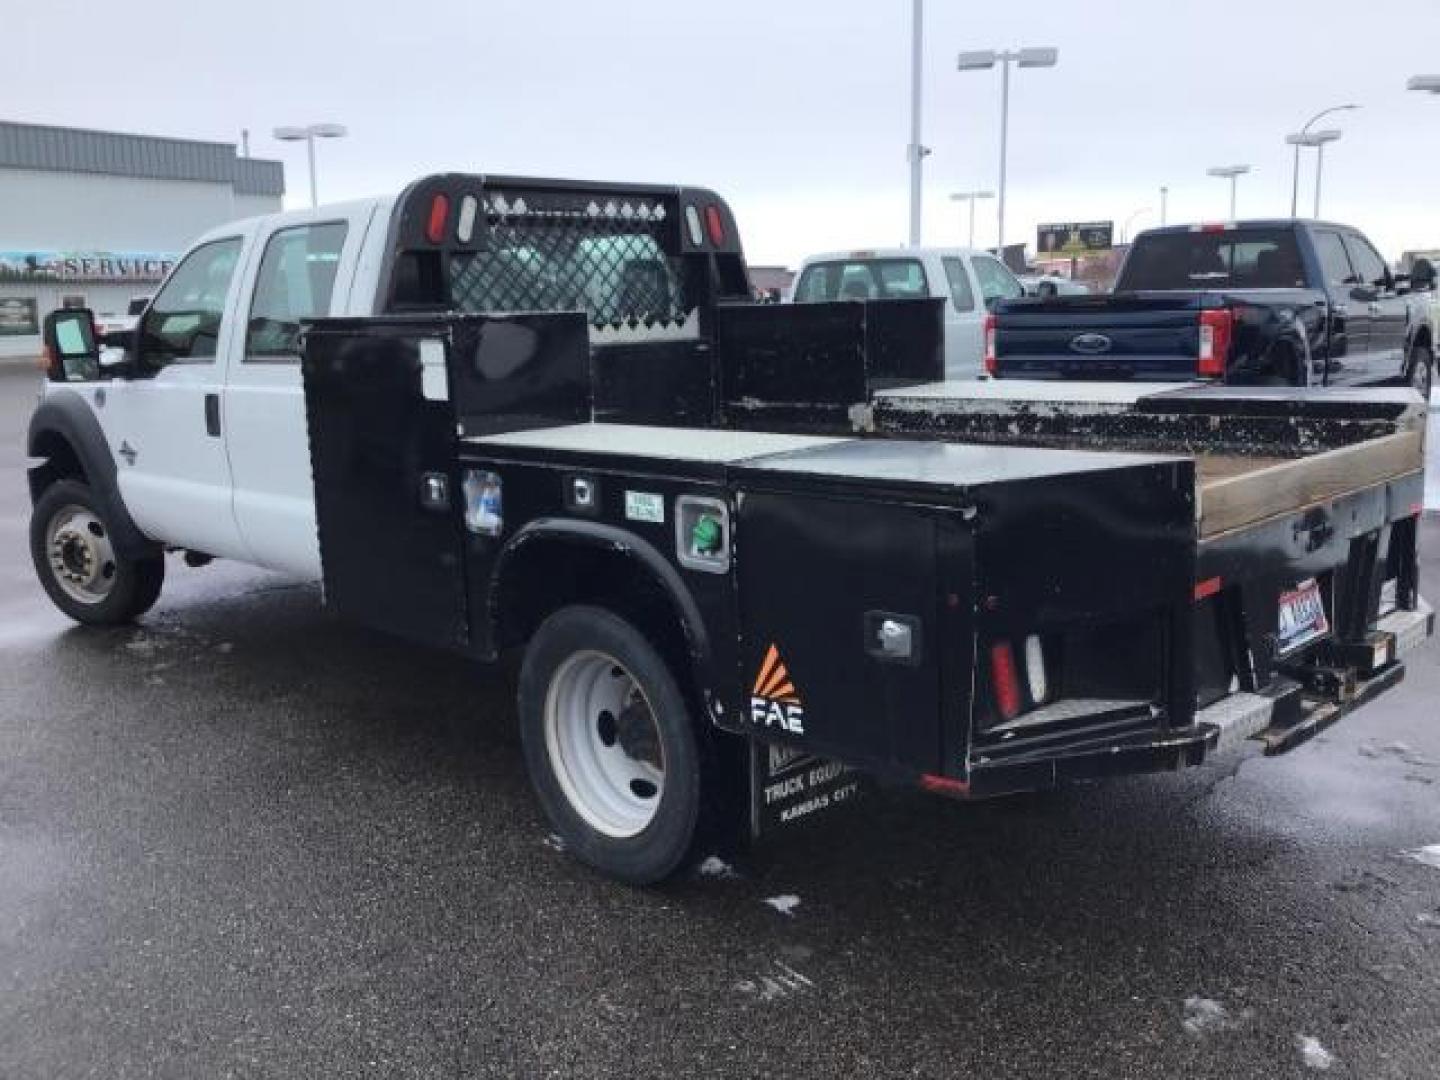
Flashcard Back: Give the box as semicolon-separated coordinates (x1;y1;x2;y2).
204;393;221;437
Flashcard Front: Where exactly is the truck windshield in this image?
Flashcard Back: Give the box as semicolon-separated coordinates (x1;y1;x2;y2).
793;259;929;302
1118;229;1306;291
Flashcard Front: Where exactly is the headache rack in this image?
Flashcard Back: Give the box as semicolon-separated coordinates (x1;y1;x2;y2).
381;173;752;345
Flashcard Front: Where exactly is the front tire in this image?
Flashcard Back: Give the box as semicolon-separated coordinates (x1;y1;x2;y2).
30;479;164;626
1406;343;1433;401
518;605;704;885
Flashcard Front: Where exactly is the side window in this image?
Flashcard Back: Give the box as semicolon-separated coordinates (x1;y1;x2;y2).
876;261;928;298
941;257;977;312
971;256;1024;305
1313;231;1357;289
1343;235;1390;290
246;222;348;361
138;238;242;367
793;264;831;302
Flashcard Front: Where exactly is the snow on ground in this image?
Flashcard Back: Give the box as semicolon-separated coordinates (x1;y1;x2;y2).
1405;844;1440;870
1296;1035;1336;1070
1181;996;1253;1037
763;894;801;917
697;855;736;878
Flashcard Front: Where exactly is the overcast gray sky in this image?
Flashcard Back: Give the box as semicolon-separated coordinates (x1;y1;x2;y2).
11;0;1440;265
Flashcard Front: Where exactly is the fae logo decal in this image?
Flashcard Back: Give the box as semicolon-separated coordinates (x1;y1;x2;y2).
750;644;805;735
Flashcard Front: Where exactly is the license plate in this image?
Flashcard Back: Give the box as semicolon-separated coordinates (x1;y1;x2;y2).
1277;577;1329;654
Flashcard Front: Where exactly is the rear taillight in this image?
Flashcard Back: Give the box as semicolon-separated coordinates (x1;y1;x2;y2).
990;641;1022;720
983;313;998;375
1197;308;1232;377
425;193;450;244
704;204;726;247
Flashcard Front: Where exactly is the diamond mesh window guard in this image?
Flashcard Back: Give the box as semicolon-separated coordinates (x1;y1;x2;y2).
449;190;698;343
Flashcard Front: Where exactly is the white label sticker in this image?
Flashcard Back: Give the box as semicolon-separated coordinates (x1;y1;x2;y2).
420;339;447;402
625;491;665;524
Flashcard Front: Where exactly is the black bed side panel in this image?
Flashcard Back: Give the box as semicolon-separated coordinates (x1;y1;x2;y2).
734;491;953;776
303;329;468;648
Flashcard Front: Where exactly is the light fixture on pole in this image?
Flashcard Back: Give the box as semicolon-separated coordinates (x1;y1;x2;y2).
1120;207;1152;244
1287;104;1358;216
1407;75;1440;94
956;46;1058;255
949;190;994;247
1285;130;1341;218
1159;185;1169;226
906;0;929;247
273;122;348;208
1206;164;1250;219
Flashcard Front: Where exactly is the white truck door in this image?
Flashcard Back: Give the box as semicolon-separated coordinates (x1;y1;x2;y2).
938;254;984;379
224;205;379;578
102;230;255;560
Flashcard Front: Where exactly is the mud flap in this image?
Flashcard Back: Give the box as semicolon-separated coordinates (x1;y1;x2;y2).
748;741;869;837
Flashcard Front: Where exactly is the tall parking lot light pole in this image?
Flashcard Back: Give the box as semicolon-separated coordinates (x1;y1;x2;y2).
273;123;348;208
1286;130;1342;218
1159;185;1168;226
1288;104;1358;217
957;46;1058;254
907;0;928;247
1207;164;1250;219
949;190;994;247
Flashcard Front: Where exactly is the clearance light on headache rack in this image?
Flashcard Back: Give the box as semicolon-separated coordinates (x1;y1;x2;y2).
1197;308;1232;377
1190;222;1236;233
456;194;479;244
704;204;726;247
425;193;451;244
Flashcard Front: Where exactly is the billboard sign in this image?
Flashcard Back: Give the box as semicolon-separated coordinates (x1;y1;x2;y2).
0;251;177;284
1037;222;1114;256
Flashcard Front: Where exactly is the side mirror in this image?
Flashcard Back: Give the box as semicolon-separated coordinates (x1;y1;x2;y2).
42;308;100;382
1412;259;1436;292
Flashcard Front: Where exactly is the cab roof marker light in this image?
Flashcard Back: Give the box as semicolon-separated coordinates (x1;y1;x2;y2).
684;205;704;247
1192;222;1235;233
425;193;450;244
1023;634;1047;704
456;194;479;244
704;204;726;247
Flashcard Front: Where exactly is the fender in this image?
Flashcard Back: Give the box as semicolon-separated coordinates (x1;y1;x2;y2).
487;516;715;690
26;389;159;559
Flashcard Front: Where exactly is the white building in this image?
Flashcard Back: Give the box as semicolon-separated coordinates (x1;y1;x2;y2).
0;121;284;357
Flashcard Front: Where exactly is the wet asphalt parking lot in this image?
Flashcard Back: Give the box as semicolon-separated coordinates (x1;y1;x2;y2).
1;364;1438;1079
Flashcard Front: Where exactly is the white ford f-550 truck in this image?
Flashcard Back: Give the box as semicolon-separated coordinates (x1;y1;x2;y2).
28;173;1433;883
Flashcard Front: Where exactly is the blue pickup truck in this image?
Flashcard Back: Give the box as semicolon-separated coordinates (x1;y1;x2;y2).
988;220;1435;399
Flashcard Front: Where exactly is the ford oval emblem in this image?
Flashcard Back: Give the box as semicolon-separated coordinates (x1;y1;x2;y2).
1069;332;1113;355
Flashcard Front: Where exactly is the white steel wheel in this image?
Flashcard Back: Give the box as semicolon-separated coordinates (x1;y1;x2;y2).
543;650;666;838
46;504;118;605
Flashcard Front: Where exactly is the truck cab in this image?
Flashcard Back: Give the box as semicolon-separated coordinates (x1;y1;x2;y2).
30;175;751;590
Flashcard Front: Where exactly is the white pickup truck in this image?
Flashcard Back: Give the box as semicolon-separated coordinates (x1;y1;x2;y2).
789;246;1027;379
28;172;1433;884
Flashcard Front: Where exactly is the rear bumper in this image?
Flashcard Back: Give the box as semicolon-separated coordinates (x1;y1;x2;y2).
1196;600;1433;756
